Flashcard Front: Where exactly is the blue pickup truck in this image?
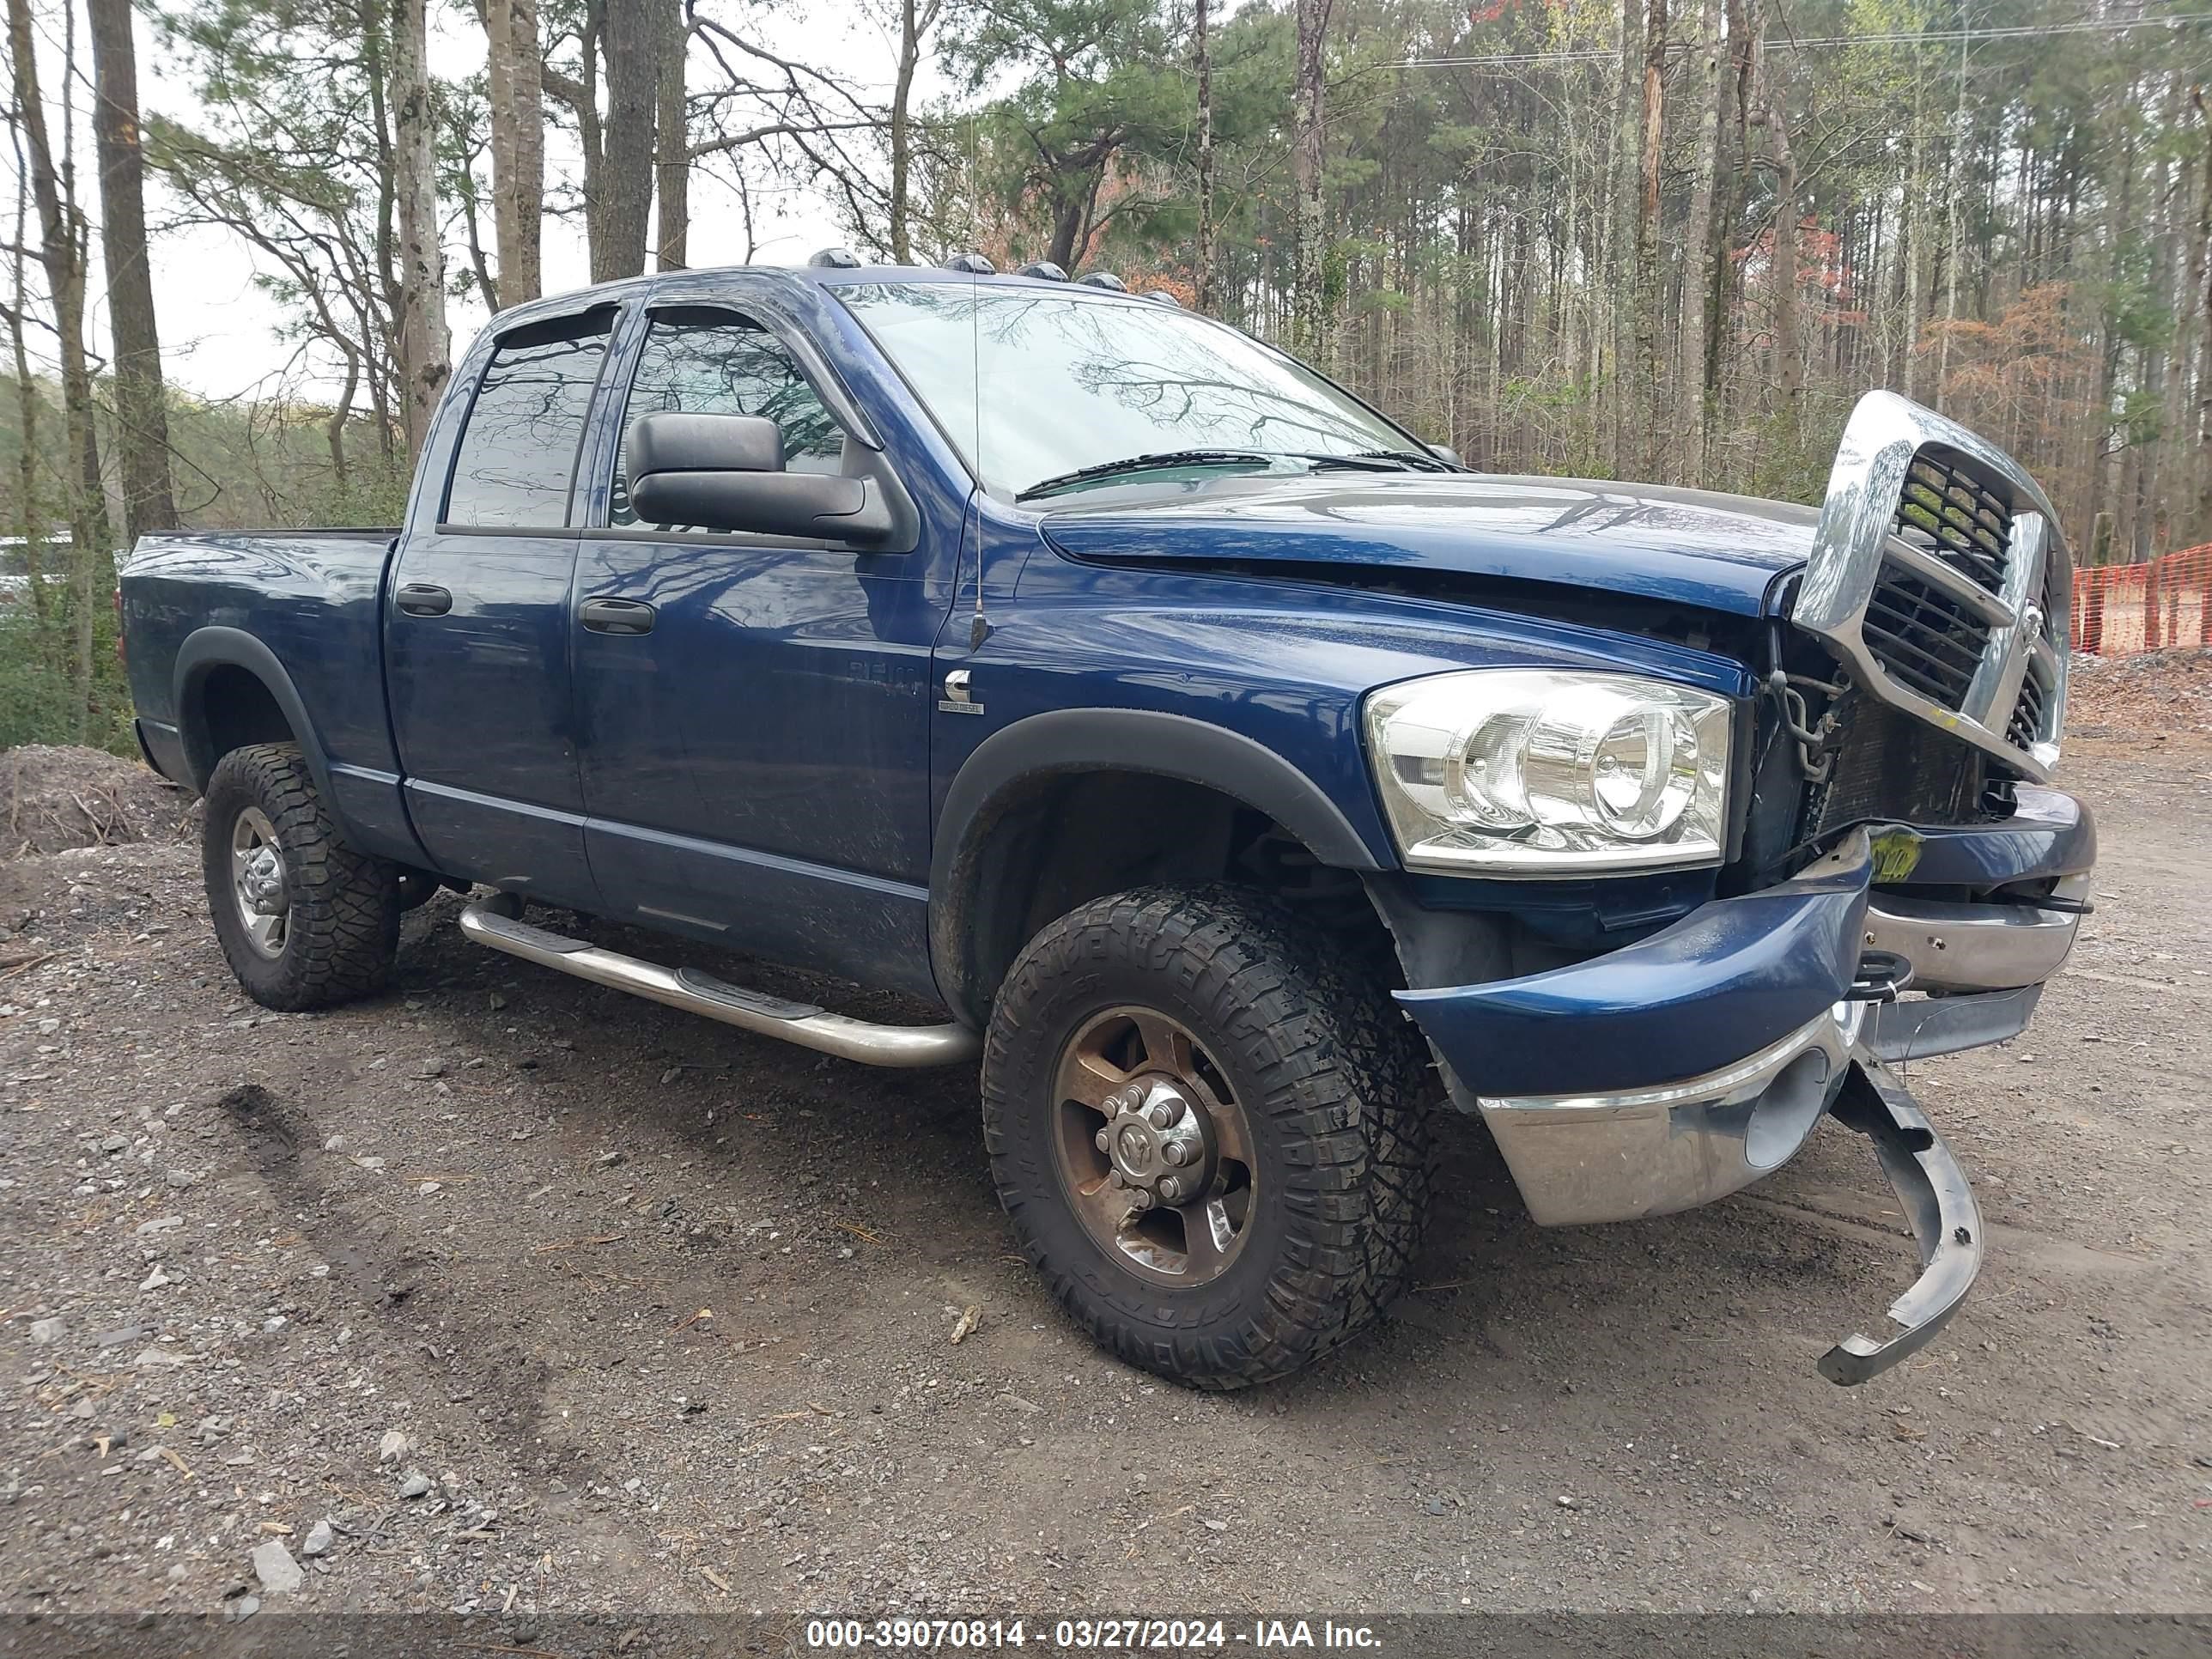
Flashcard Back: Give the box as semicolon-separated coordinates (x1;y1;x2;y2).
121;256;2094;1389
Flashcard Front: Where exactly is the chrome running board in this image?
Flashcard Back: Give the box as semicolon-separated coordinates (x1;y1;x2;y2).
457;896;980;1069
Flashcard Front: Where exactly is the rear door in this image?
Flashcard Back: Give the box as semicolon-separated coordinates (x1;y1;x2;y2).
569;298;957;995
385;303;617;908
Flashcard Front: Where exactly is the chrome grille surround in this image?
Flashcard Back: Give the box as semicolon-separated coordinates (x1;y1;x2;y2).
1795;391;2069;785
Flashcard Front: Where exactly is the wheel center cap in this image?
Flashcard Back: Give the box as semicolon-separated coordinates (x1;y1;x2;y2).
1101;1078;1212;1205
1114;1121;1159;1176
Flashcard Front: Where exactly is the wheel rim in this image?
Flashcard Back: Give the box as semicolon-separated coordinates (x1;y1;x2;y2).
229;805;290;960
1050;1006;1257;1286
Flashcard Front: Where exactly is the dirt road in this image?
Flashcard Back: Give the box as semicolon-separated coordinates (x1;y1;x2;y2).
2;738;2207;1623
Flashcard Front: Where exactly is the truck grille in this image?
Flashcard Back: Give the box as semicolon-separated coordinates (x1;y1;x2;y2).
1863;569;1990;707
2007;671;2048;750
1792;392;2070;782
1894;446;2011;594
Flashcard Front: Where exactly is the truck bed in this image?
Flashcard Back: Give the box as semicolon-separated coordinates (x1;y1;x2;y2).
121;527;423;867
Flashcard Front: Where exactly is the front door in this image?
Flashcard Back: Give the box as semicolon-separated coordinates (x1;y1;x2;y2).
571;301;957;995
384;305;616;909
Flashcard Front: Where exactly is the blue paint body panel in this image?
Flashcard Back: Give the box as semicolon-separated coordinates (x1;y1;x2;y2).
1397;851;1873;1098
113;261;2087;1078
1038;474;1814;619
1397;789;2100;1099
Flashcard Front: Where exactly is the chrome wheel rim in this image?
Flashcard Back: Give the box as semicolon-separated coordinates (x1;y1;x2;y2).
1051;1006;1257;1285
229;806;290;959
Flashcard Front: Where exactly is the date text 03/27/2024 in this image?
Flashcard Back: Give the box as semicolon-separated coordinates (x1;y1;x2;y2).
803;1620;1384;1650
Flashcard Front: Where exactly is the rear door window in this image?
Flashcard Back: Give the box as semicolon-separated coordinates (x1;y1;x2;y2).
443;309;615;527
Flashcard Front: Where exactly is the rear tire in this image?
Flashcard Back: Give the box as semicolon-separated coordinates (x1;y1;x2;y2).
202;743;401;1011
981;883;1432;1389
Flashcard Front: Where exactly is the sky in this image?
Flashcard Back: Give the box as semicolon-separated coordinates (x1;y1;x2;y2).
15;1;939;402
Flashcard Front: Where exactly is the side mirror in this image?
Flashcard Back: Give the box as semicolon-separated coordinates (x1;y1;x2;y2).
1425;442;1462;467
627;412;896;546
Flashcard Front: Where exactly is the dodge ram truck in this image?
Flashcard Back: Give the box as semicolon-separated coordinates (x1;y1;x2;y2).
120;254;2094;1390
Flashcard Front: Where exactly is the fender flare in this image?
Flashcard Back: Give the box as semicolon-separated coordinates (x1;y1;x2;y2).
927;708;1382;1021
172;626;334;798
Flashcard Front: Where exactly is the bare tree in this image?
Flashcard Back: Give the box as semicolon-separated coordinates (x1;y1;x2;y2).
392;0;449;460
888;0;945;264
1291;0;1330;356
484;0;544;307
1194;0;1213;311
1632;0;1668;477
596;0;665;280
87;0;178;541
656;1;690;270
7;0;114;735
5;120;52;633
1676;0;1723;483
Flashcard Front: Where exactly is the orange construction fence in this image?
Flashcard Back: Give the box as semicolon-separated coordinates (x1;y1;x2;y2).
2072;544;2212;656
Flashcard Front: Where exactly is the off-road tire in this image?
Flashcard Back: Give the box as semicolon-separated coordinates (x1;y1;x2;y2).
981;883;1433;1389
202;743;402;1011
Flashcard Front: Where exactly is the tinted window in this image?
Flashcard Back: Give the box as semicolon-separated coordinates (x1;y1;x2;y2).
443;311;614;527
612;309;845;526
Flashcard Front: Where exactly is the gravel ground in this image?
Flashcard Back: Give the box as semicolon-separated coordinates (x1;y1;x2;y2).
0;733;2206;1625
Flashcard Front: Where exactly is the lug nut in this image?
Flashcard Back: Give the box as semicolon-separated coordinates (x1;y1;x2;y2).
1109;1170;1128;1188
1158;1176;1184;1203
1162;1140;1191;1167
1127;1190;1154;1212
1095;1127;1111;1152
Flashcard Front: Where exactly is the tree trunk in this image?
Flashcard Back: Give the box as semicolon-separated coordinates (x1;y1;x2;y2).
484;0;544;307
2195;90;2212;543
1676;0;1721;484
655;3;689;270
597;0;665;281
1194;0;1215;310
7;158;51;633
1608;0;1639;473
1755;40;1800;432
8;0;114;738
1903;63;1927;400
1291;0;1331;358
1632;0;1668;479
889;0;923;263
392;0;450;463
87;0;178;543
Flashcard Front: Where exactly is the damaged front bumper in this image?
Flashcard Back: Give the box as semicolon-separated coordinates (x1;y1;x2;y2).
1391;784;2094;1383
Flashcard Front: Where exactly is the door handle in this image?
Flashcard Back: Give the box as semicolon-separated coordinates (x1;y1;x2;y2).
579;597;657;635
395;582;453;617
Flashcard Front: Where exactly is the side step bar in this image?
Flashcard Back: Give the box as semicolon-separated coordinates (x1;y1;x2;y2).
457;897;980;1069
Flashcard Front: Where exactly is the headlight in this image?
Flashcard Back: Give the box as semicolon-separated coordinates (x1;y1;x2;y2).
1364;669;1733;874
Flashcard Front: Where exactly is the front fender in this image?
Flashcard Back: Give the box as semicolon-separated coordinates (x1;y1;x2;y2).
927;708;1379;1020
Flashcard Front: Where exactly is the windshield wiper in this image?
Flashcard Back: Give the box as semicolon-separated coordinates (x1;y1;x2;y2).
1347;447;1456;471
1016;450;1280;501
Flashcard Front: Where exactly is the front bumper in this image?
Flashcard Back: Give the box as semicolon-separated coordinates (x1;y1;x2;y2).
1389;786;2093;1383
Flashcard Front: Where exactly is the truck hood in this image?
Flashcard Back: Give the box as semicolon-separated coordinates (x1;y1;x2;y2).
1036;473;1820;619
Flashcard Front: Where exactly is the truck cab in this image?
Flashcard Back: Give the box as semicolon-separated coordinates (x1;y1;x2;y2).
122;258;2094;1391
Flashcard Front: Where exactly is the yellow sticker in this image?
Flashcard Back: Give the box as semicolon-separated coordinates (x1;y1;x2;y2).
1869;830;1923;884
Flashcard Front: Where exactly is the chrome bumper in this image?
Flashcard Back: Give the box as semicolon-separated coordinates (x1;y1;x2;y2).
1864;873;2090;993
1474;1002;1867;1225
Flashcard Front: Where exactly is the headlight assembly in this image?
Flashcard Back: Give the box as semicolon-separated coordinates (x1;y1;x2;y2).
1364;669;1733;875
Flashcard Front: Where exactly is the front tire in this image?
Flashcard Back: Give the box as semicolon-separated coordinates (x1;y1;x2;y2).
202;743;401;1011
981;884;1432;1389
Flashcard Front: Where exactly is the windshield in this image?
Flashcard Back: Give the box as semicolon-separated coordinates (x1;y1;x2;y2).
835;282;1423;500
